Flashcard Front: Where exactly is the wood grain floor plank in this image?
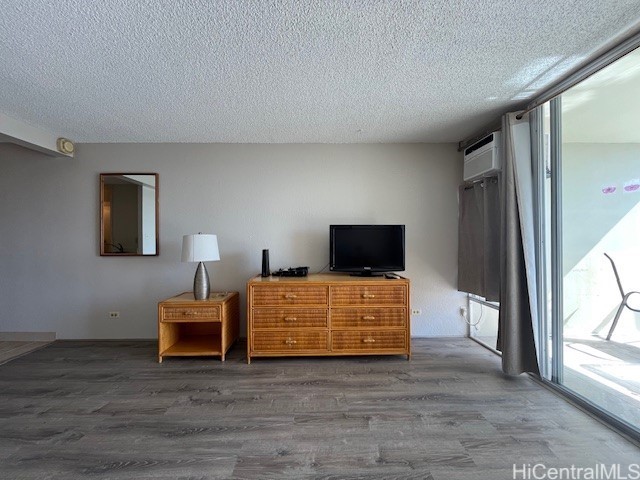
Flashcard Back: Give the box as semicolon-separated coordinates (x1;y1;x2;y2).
0;341;50;365
0;338;637;479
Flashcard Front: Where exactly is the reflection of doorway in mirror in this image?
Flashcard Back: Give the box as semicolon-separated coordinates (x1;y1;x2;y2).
111;183;138;253
103;185;113;252
103;182;138;253
100;173;158;256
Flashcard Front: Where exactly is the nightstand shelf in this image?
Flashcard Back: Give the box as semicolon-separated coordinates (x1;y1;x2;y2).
161;335;222;357
158;292;239;362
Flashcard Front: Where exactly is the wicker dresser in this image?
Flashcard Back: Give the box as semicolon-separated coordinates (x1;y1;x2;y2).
246;273;410;363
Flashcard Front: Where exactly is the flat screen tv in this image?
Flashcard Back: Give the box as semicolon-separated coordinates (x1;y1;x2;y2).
330;225;405;276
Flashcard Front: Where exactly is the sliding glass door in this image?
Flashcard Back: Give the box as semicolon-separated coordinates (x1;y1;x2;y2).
542;47;640;432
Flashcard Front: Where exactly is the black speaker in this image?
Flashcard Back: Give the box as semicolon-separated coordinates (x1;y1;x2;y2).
261;249;270;277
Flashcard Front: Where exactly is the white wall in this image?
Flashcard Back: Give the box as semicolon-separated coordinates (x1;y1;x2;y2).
0;142;465;339
141;182;157;255
561;143;640;339
562;143;640;274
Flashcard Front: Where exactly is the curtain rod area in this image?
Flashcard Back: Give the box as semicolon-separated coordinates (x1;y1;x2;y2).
457;25;640;152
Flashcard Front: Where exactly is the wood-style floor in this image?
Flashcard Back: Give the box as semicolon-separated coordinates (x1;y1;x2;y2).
0;338;637;479
0;340;50;365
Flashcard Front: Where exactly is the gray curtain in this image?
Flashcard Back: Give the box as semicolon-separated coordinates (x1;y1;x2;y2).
483;178;500;301
497;113;540;375
458;183;484;296
457;178;500;301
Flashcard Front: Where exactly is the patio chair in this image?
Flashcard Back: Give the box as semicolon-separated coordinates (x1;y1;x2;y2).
604;253;640;340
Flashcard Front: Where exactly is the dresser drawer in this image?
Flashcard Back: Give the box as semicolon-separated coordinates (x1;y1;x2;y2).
331;308;406;329
161;306;220;322
252;331;329;353
252;286;328;306
330;285;407;306
253;309;328;329
332;331;406;351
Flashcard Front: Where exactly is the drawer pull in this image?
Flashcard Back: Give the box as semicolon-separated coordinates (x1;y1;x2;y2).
183;311;197;316
362;315;375;320
284;317;297;322
285;338;297;345
362;338;376;343
362;294;376;299
284;294;298;299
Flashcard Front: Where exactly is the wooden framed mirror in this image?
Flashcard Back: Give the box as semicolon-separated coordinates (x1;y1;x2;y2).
100;173;159;256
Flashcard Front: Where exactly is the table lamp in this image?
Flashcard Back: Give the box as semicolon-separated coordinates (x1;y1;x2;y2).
181;233;220;300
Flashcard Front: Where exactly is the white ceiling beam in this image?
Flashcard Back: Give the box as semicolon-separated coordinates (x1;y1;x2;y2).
0;113;73;157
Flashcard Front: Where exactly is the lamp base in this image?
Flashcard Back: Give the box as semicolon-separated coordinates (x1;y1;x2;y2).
193;262;210;300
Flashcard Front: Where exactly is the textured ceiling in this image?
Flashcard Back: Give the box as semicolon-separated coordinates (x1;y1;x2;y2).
1;1;640;144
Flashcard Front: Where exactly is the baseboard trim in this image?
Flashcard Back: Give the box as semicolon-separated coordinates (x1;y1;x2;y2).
0;332;56;342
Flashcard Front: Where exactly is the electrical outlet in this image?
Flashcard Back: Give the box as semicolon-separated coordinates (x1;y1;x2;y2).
411;308;422;316
459;307;467;317
109;311;120;318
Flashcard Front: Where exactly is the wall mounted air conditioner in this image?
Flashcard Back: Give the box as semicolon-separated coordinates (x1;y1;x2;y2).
463;131;501;181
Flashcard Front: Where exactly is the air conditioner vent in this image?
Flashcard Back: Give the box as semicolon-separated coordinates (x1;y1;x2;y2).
463;131;501;181
464;133;494;156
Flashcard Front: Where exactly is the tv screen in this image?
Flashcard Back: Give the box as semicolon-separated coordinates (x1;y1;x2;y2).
330;225;405;276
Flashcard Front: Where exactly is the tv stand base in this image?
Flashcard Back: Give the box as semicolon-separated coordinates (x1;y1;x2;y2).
246;273;411;363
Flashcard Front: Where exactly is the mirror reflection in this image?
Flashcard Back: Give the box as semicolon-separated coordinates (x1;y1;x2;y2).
100;173;158;256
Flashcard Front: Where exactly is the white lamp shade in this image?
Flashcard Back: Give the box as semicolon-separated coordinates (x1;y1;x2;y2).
181;234;220;262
